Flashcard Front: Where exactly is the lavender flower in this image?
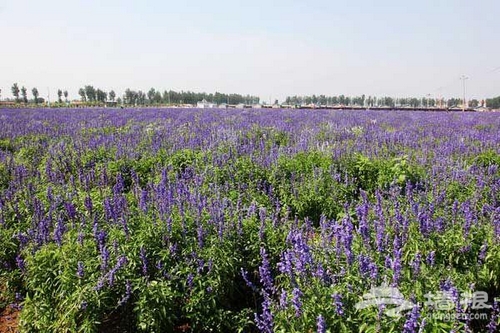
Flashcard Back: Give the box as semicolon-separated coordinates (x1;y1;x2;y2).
117;280;132;306
77;261;84;278
426;251;435;266
402;305;420;333
479;243;488;263
139;246;148;277
255;293;274;333
410;252;422;278
259;247;274;294
16;254;25;273
332;292;344;316
279;288;288;309
241;268;257;292
487;299;499;333
317;314;326;333
291;287;303;317
187;273;194;290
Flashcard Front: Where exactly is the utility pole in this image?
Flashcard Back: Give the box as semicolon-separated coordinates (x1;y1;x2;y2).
460;75;468;112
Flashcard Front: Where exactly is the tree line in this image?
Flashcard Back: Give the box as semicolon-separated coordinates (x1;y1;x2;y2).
77;85;260;106
284;95;485;108
2;83;498;108
1;83;70;105
485;96;500;109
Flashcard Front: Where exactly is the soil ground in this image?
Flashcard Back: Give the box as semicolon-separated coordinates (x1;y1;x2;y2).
0;306;19;333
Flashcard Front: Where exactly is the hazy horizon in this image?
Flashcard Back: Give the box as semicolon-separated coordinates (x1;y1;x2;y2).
1;0;499;103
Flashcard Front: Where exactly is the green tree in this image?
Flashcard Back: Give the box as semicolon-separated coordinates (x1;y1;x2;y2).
109;90;116;102
154;91;162;104
57;89;63;103
96;89;107;103
468;99;479;108
78;88;86;102
32;88;39;104
84;85;96;102
485;96;500;109
11;83;20;103
20;86;28;103
147;88;156;104
63;90;68;103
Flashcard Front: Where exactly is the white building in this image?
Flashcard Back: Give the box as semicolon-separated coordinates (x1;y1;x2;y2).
197;99;217;108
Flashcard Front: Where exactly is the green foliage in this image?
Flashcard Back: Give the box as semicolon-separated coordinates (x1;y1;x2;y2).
0;163;11;190
474;150;500;167
0;138;15;153
341;154;424;192
270;151;352;223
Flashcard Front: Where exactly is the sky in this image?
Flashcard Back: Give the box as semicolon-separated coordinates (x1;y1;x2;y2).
0;0;499;102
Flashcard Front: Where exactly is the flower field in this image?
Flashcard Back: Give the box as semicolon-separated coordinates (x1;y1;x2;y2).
0;108;499;332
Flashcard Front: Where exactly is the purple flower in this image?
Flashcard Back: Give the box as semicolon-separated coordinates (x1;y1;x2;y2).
139;246;148;277
117;280;132;306
54;216;66;246
108;255;128;287
410;253;422;278
317;314;326;333
277;252;293;277
196;223;205;248
139;189;148;212
241;268;257;292
356;191;370;246
487;299;499;333
479;243;488;263
259;247;274;294
15;254;25;273
279;289;288;309
426;251;435;266
64;202;77;220
100;246;110;272
255;293;274;333
84;196;93;214
291;287;303;317
402;305;420;333
77;261;84;278
332;292;344;316
187;273;194;290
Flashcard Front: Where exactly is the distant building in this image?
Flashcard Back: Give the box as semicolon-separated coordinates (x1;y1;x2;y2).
71;101;86;107
197;99;217;108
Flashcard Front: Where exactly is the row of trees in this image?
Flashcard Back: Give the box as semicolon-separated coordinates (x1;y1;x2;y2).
6;83;70;105
78;85;115;103
75;86;260;106
122;88;260;106
10;83;42;104
485;96;500;109
284;95;483;108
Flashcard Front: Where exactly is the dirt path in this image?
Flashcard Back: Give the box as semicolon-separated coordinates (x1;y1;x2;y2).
0;306;19;333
